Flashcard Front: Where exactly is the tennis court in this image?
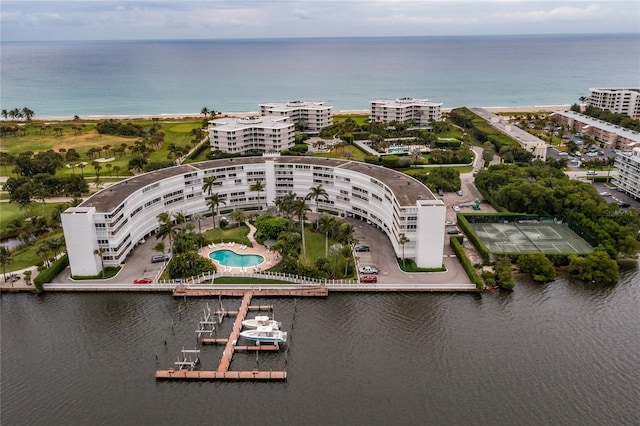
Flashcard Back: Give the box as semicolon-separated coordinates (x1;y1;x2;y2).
469;222;594;254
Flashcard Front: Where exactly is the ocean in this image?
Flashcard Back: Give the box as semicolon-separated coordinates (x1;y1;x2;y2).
1;33;639;118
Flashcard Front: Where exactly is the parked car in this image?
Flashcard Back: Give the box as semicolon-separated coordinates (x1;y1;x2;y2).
447;229;461;235
354;245;370;252
151;254;169;263
359;266;379;275
133;277;153;284
360;275;377;283
453;206;460;212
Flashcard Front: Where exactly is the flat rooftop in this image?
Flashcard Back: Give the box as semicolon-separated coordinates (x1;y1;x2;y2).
80;157;436;213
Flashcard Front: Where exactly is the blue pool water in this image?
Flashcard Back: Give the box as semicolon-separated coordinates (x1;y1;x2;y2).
208;249;264;267
388;147;410;153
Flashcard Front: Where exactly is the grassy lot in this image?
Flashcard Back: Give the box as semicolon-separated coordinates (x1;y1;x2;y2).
203;224;252;246
0;201;67;232
0;118;203;179
332;114;369;126
314;143;369;161
3;230;65;272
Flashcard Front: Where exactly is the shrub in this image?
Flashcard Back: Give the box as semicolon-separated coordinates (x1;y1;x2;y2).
33;254;69;292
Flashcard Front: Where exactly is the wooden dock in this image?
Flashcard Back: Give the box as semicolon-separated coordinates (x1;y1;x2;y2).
155;369;286;381
156;291;288;382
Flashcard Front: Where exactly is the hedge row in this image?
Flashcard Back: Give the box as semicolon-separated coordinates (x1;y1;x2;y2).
456;214;491;263
450;236;484;291
33;254;69;293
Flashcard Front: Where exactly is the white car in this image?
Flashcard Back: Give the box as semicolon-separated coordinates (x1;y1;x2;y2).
359;266;379;275
453;206;460;212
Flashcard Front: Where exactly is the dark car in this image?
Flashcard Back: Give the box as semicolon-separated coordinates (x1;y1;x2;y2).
151;254;169;263
354;245;370;252
447;229;461;235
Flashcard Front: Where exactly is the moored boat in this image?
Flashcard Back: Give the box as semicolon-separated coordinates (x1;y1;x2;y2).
241;315;282;330
239;326;287;344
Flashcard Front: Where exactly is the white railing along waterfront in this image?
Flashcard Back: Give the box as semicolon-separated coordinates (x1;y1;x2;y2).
156;271;357;286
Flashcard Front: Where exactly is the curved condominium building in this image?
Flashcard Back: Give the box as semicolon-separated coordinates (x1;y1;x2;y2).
62;155;445;277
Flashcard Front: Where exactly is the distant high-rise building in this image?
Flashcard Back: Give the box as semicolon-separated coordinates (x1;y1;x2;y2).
370;97;442;125
259;101;333;133
208;116;295;154
613;148;640;200
588;88;640;118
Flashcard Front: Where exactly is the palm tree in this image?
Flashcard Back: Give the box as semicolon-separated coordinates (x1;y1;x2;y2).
317;213;335;258
206;193;226;228
306;184;329;227
93;248;106;278
330;243;343;276
156;211;177;249
229;208;246;226
0;247;12;282
202;175;217;197
21;107;35;121
154;242;166;258
291;198;310;260
274;191;297;218
399;234;409;268
341;244;352;277
113;165;121;178
250;180;266;209
36;242;51;268
201;107;210;119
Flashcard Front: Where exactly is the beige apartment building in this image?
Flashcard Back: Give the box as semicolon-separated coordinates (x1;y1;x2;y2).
370;97;442;126
588;88;640;118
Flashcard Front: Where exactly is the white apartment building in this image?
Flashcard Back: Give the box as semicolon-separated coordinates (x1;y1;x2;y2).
613;148;640;200
61;156;445;277
260;101;333;133
588;88;640;118
551;111;640;150
370;97;442;125
208;116;295;154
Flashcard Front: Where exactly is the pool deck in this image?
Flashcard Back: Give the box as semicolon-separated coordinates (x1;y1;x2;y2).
201;223;280;274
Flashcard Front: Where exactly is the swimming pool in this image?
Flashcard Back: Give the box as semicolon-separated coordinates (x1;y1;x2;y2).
208;249;264;267
388;147;410;154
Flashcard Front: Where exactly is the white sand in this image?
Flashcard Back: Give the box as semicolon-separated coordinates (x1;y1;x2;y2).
34;105;572;122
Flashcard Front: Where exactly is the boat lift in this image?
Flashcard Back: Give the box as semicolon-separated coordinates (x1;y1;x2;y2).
195;303;216;340
174;348;200;371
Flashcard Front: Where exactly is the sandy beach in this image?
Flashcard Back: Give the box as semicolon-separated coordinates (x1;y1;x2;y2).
33;105;572;122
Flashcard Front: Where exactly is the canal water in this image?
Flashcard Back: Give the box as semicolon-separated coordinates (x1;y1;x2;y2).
2;267;639;425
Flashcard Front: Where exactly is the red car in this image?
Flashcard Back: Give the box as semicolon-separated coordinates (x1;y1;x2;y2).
133;277;153;284
360;275;377;283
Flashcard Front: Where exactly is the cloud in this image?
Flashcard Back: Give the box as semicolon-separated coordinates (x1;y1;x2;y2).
293;8;312;20
1;0;638;41
497;4;607;22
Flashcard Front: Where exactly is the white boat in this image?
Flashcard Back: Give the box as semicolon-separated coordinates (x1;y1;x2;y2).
239;326;287;344
241;315;282;330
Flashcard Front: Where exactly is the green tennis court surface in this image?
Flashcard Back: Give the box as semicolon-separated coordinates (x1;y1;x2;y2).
469;222;594;254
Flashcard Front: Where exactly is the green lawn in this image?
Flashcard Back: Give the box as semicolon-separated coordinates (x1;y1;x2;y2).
314;144;368;161
0;118;203;179
332;114;369;126
203;224;252;246
0;201;67;232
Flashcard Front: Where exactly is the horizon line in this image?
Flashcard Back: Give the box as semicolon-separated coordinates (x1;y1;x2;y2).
3;32;638;44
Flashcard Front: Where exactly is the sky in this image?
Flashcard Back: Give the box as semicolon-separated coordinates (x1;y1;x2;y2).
1;1;639;42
